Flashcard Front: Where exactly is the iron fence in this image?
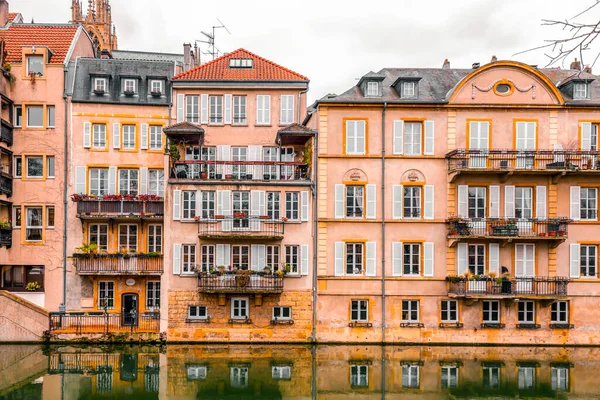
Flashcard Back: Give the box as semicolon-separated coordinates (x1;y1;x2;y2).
76;200;164;216
0;227;11;247
198;216;284;238
0;173;11;196
74;255;163;274
447;277;569;297
171;160;310;181
1;119;13;145
447;218;569;238
198;274;284;293
49;312;160;334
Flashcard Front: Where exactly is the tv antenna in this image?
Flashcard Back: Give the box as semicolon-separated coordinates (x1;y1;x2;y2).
196;18;231;61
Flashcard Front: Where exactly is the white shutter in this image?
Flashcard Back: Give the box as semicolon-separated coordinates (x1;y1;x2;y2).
280;95;287;125
366;242;376;277
457;185;468;218
392;185;403;219
581;122;592;150
393;120;404;155
489;243;500;275
366;184;376;219
300;244;309;276
570;186;581;220
257;245;266;269
250;190;261;231
392;242;403;276
247;145;263;180
176;94;184;123
219;190;232;231
251;244;260;271
108;166;117;195
424;120;434;155
424;242;434;277
505;185;515;218
112;123;120;149
200;94;208;124
256;96;262;124
196;190;203;218
216;244;231;267
264;95;271;124
173;244;181;275
140;123;149;150
258;190;266;216
217;145;231;176
457;242;468;275
424;185;434;220
536;186;547;219
216;244;224;267
334;242;344;276
140;167;148;195
489;186;500;218
335;184;344;219
75;166;86;194
570;243;581;278
224;94;232;124
301;191;309;222
83;122;91;148
172;189;181;220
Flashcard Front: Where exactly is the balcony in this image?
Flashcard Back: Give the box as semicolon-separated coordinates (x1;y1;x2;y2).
1;119;13;146
74;198;164;220
0;226;11;248
447;277;569;299
170;161;310;183
198;216;285;240
447;149;600;182
49;312;160;334
198;273;284;294
73;254;164;275
0;160;11;197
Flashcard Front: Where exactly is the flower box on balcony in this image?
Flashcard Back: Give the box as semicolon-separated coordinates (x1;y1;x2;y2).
93;89;105;95
215;173;223;179
259;215;269;220
491;225;518;236
150;91;162;97
215;215;224;219
225;174;233;179
124;90;135;97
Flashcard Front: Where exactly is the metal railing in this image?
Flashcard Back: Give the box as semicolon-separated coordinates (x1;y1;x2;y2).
171;160;310;181
74;255;164;275
447;149;600;172
0;173;11;196
76;200;164;216
198;274;284;293
448;277;569;297
447;218;569;238
198;216;285;238
0;227;11;247
49;312;160;334
1;119;13;146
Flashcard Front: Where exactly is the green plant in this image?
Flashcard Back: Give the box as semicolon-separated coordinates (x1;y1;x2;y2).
0;220;10;229
76;243;99;255
25;282;41;291
274;270;285;278
445;275;464;283
235;269;252;287
303;141;313;166
169;144;181;161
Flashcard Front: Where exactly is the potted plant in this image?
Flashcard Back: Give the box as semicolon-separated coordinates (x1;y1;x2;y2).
263;266;272;275
75;242;99;256
225;173;233;179
151;90;162;97
124;89;135;97
245;173;252;180
235;269;252;288
264;173;271;180
200;171;208;179
260;215;269;220
25;282;41;291
274;270;284;278
234;211;247;219
0;220;10;230
169;144;181;161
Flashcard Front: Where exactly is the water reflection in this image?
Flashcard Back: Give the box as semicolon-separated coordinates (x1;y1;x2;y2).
1;344;597;399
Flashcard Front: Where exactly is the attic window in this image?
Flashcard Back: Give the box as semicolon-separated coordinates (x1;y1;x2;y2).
366;82;380;97
403;81;416;97
574;82;589;99
229;58;253;68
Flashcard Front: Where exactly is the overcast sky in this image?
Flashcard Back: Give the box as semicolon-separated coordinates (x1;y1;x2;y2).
16;0;599;103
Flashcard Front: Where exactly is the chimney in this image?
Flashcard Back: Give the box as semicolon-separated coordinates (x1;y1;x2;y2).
570;58;581;70
0;0;9;27
183;43;191;71
490;55;497;63
472;62;480;69
442;59;450;69
584;65;592;74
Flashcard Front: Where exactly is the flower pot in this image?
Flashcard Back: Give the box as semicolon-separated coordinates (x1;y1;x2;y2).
151;91;162;97
215;174;223;179
93;89;105;95
263;174;271;180
558;231;565;237
124;90;135;97
215;215;224;220
549;231;556;237
539;232;547;237
245;174;252;180
225;174;233;179
200;172;208;179
260;215;269;220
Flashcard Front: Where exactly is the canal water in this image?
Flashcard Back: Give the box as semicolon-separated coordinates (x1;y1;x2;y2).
0;344;597;399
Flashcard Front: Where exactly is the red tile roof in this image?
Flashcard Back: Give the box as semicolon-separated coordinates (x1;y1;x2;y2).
0;24;80;64
173;48;308;81
7;13;19;23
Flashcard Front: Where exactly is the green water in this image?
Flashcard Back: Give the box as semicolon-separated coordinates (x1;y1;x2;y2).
0;344;596;399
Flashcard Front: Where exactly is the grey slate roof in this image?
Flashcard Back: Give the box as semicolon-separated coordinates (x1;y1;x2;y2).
112;50;184;67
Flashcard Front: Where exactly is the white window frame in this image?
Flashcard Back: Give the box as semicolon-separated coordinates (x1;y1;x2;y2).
232;245;250;270
231;297;249;319
346;242;364;275
483;300;500;323
284;245;299;275
441;366;458;389
147;224;162;253
285;192;299;220
89;168;109;196
402;365;420;388
118;169;139;195
581;244;597;277
182;244;196;274
483;366;500;388
146;281;160;310
26;156;43;178
26;54;44;76
403;186;422;219
402;300;420;323
186;95;199;123
92;124;107;149
209;95;223;124
200;191;215;219
187;365;207;380
551;301;569;324
233;95;247;124
46;206;55;229
267;192;280;220
345;120;366;155
47;105;55;128
149;125;162;150
98;281;115;309
551;367;569;391
200;244;215;273
123;79;136;93
148;169;164;197
345;185;364;218
403;121;422;155
181;191;196;220
574;82;588;99
13;206;21;228
366;81;379;97
94;78;107;92
89;223;108;252
272;366;291;380
403;243;421;276
46;156;55;178
350;365;369;387
468;186;487;218
14;155;21;178
441;300;458;323
580;187;598;220
267;245;280;271
468;244;486;275
350;299;368;322
26;105;43;128
14;105;22;127
150;80;163;94
25;206;43;242
121;124;136;149
230;367;249;389
273;306;292;320
188;305;208;320
518;300;535;324
118;224;138;253
403;81;416;97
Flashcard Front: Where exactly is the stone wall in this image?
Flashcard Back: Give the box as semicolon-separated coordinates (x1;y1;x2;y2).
0;291;49;342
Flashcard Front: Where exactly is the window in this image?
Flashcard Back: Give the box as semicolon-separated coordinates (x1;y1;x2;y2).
403;121;422;155
402;365;420;388
148;169;164;197
273;306;292;320
89;168;109;196
345;185;364;218
441;300;458;323
182;191;196;220
345;120;366;155
285;245;299;274
26;106;43;128
13;206;21;228
26;55;44;76
92;124;107;149
483;366;500;388
25;207;43;241
233;95;247;124
272;366;291;380
98;281;114;309
186;95;199;123
483;300;500;323
230;367;249;389
267;245;280;271
515;187;533;219
263;147;279;178
402;300;419;323
256;95;270;125
551;366;569;391
94;78;107;92
232;191;249;229
187;365;207;380
351;299;368;322
232;245;250;270
581;244;597;277
551;301;569;324
403;243;421;275
346;243;364;275
280;147;295;179
231;147;247;177
267;192;280;220
285;192;299;220
592;123;599;150
581;188;597;220
146;281;160;309
46;156;55;178
46;206;54;228
518;301;535;324
209;95;223;124
468;244;486;275
122;125;136;149
403;81;416;97
403;186;421;218
123;79;136;93
366;81;379;97
201;245;214;272
188;305;208;320
441;366;458;388
149;126;162;150
26;156;43;178
15;105;22;127
118;169;138;195
200;191;215;219
47;105;55;128
518;367;535;390
150;80;163;94
1;266;25;290
89;224;108;251
118;224;138;252
231;297;249;319
14;156;21;177
280;95;294;124
468;187;486;218
350;365;368;387
182;244;196;274
229;58;253;68
574;82;588;99
147;225;162;253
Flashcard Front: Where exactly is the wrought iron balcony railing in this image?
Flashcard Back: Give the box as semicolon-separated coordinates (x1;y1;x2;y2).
74;254;164;275
171;160;310;181
0;168;11;196
447;277;569;297
49;312;160;334
1;119;13;146
0;226;11;248
76;200;164;217
197;273;284;294
447;218;569;239
198;216;285;239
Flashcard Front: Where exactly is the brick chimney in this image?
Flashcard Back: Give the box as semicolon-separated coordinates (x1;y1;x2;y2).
442;59;450;69
584;65;592;74
183;43;192;71
570;58;581;70
0;0;9;27
490;55;498;63
472;62;480;69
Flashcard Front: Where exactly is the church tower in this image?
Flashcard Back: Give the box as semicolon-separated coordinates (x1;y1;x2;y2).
71;0;118;56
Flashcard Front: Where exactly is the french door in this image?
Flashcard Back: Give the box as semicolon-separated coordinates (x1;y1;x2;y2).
469;121;489;168
515;244;535;293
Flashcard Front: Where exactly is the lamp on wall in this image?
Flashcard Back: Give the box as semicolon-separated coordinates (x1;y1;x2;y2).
31;45;36;54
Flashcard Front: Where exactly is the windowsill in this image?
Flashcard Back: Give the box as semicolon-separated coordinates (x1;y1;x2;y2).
284;274;302;278
278;123;295;127
229;318;252;324
550;323;574;329
179;273;196;277
439;322;463;328
400;322;424;328
186;317;210;323
208;123;224;126
348;321;372;328
232;123;248;127
255;124;272;127
271;319;294;325
516;323;541;329
480;323;505;329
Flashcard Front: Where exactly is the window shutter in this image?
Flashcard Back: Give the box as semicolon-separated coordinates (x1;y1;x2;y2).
536;186;547;219
173;244;181;275
172;189;181;220
570;186;581;220
457;185;468;218
570;243;581;278
300;244;309;276
392;185;403;219
217;145;231;176
75;166;86;194
424;242;434;277
504;185;515;218
489;243;500;275
280;95;286;125
424;185;434;220
393;120;403;155
140;167;148;195
346;120;356;154
219;190;232;231
334;242;344;276
251;244;260;271
392;242;403;276
366;242;376;277
581;122;592;150
258;190;266;216
256;96;262;124
83;122;91;148
289;95;295;124
301;191;309;222
196;190;202;218
456;242;467;275
489;186;500;218
264;95;271;124
424;120;434;155
335;184;344;219
366;184;376;219
247;145;263;180
257;245;266;269
250;190;261;232
216;244;224;267
108;166;117;195
140;123;149;150
200;94;208;124
112;123;120;149
224;94;232;124
357;120;366;155
177;94;184;123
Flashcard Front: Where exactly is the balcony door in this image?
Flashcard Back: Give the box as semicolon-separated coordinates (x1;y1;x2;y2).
515;187;533;235
232;147;247;177
122;293;138;327
232;191;250;230
515;244;535;293
469;121;489;168
516;122;536;169
468;187;486;234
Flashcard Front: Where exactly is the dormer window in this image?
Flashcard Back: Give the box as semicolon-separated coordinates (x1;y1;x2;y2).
150;80;163;95
403;81;416;97
93;78;107;94
366;82;380;97
26;55;44;77
229;58;253;68
123;79;136;94
574;82;589;99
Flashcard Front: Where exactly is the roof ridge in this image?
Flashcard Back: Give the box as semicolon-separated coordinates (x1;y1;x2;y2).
172;48;238;80
236;48;308;81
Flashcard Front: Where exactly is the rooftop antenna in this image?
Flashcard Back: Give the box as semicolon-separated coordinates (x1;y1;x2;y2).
196;18;231;61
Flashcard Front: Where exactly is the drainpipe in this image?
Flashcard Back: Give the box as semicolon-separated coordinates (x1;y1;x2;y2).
381;102;387;342
60;66;69;313
297;87;309;125
311;128;318;342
